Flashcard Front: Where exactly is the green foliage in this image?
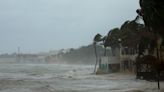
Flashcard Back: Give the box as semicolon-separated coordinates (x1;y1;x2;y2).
100;19;157;56
91;0;164;58
120;20;144;48
104;28;121;48
136;0;164;56
138;0;164;35
93;33;103;43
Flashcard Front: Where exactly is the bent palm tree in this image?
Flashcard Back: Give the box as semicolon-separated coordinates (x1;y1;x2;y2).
93;33;102;73
137;0;164;89
104;28;121;56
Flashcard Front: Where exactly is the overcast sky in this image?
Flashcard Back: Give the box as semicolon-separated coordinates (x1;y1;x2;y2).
0;0;139;54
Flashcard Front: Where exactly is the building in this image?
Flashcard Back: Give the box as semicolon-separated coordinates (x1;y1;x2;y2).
96;47;137;74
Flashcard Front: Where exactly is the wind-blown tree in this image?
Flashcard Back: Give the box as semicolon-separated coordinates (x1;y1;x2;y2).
101;36;108;56
93;33;103;73
104;28;121;56
120;20;142;48
93;33;103;58
137;0;164;41
120;19;147;56
137;0;164;57
137;0;164;89
120;19;157;56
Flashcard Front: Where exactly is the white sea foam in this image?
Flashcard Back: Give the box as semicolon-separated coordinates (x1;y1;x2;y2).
0;64;163;92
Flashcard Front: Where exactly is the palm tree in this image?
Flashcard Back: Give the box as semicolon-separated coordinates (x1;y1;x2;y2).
104;28;121;56
119;17;158;57
101;36;107;56
93;33;102;73
138;0;164;34
137;0;164;42
137;0;164;63
137;0;164;89
120;19;145;56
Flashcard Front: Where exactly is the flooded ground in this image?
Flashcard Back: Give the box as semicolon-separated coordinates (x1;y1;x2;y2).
0;64;163;92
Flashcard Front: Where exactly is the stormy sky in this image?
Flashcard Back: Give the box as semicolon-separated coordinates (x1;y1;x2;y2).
0;0;139;53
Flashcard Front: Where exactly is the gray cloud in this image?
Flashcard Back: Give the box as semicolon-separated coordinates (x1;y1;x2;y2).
0;0;139;53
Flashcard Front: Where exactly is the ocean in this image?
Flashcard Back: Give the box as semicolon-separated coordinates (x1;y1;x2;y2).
0;64;163;92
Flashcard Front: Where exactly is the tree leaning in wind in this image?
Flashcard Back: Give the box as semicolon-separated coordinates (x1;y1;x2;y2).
137;0;164;56
136;0;164;89
137;0;164;67
137;0;164;42
93;33;103;73
104;28;121;56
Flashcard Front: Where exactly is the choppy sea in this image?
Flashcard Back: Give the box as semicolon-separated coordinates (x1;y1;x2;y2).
0;64;163;92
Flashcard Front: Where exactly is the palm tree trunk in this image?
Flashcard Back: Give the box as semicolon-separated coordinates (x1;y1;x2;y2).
93;44;98;73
